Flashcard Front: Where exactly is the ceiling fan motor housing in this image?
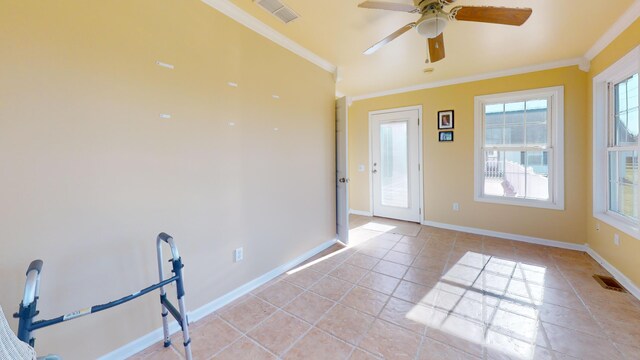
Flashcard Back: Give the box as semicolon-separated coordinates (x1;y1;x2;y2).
416;13;448;38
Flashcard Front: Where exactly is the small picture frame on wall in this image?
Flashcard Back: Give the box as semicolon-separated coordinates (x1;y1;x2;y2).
439;131;454;142
438;110;454;129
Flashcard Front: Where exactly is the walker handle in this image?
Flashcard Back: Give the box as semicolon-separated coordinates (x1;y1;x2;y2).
157;233;180;260
23;260;43;306
158;233;172;244
27;260;43;275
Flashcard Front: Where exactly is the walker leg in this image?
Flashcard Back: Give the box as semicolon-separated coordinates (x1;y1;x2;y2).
156;237;171;347
157;233;192;359
173;257;192;360
178;297;192;360
160;291;171;347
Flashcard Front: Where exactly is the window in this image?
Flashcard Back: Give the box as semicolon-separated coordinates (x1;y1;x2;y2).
593;45;640;238
474;87;564;210
608;74;639;221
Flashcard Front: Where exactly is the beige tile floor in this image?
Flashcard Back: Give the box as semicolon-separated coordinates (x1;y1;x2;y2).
130;215;640;360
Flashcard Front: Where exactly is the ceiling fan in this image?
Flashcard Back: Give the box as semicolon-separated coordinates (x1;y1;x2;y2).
359;0;532;63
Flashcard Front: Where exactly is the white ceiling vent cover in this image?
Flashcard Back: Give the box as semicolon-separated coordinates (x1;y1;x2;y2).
254;0;300;24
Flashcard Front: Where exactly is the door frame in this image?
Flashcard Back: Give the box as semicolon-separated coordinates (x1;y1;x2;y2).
368;105;424;223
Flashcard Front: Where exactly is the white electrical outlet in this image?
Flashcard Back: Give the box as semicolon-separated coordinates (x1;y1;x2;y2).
452;203;460;212
614;234;620;246
234;247;244;262
596;223;600;231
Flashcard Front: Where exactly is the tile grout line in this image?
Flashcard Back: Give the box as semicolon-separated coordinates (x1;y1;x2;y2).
548;257;628;359
212;299;281;359
214;249;347;359
167;219;638;360
279;250;364;359
212;247;351;359
419;227;487;359
413;229;439;360
515;256;556;359
307;254;375;358
224;235;400;360
313;228;419;358
331;235;427;358
342;235;406;360
258;253;354;359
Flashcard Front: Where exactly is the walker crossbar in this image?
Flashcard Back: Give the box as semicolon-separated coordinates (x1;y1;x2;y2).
14;233;193;360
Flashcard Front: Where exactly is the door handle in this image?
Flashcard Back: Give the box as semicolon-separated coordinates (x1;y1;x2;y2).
338;178;347;183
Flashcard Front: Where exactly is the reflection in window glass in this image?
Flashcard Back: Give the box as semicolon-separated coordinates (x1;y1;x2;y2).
482;98;550;201
609;151;639;219
609;73;639;221
505;102;525;113
484;99;548;148
614;74;639;146
483;151;549;201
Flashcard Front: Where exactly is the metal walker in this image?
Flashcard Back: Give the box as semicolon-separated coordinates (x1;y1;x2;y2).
14;233;193;359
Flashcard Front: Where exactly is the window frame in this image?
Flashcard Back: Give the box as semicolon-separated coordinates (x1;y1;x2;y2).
474;86;565;210
593;45;640;239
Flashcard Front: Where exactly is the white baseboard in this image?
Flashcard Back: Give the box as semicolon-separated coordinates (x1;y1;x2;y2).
585;245;640;301
421;220;586;251
98;324;181;360
187;238;336;322
349;209;372;217
99;237;337;360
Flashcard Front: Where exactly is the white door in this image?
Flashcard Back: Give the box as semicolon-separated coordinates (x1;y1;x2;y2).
336;97;349;244
370;108;421;222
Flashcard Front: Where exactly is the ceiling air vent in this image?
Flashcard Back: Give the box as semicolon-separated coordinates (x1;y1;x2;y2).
254;0;300;24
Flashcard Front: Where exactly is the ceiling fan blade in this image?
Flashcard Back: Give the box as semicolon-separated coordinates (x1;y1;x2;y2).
358;1;419;13
364;22;416;55
451;6;532;26
427;33;445;63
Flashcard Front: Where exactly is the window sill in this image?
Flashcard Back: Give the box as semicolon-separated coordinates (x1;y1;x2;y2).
593;212;640;241
475;196;564;211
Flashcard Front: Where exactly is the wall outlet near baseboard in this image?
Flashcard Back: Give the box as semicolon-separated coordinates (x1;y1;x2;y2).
452;203;460;212
234;247;244;262
614;234;620;246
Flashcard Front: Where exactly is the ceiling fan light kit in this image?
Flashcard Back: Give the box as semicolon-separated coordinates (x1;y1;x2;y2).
358;0;532;63
415;14;447;39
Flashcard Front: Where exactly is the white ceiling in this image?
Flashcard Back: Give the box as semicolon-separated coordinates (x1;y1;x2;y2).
223;0;637;96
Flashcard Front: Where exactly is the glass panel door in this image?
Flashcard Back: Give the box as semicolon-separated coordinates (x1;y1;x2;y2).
380;121;409;208
370;109;421;222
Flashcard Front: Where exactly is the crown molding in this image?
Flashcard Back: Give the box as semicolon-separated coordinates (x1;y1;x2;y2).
201;0;637;98
351;57;585;101
201;0;337;75
584;0;640;61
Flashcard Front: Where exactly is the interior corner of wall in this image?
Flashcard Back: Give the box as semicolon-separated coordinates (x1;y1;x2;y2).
578;58;591;72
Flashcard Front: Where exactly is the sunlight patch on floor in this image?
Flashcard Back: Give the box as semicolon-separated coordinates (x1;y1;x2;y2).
285;247;350;275
359;222;397;233
406;251;548;360
288;219;396;275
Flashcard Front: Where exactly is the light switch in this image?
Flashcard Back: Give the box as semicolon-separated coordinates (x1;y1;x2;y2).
358;164;365;172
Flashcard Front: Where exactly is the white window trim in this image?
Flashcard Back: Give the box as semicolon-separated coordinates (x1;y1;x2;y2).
593;45;640;239
474;86;565;210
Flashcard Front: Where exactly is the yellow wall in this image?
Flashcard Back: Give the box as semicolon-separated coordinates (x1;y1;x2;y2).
586;18;640;286
349;67;588;244
0;1;335;359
